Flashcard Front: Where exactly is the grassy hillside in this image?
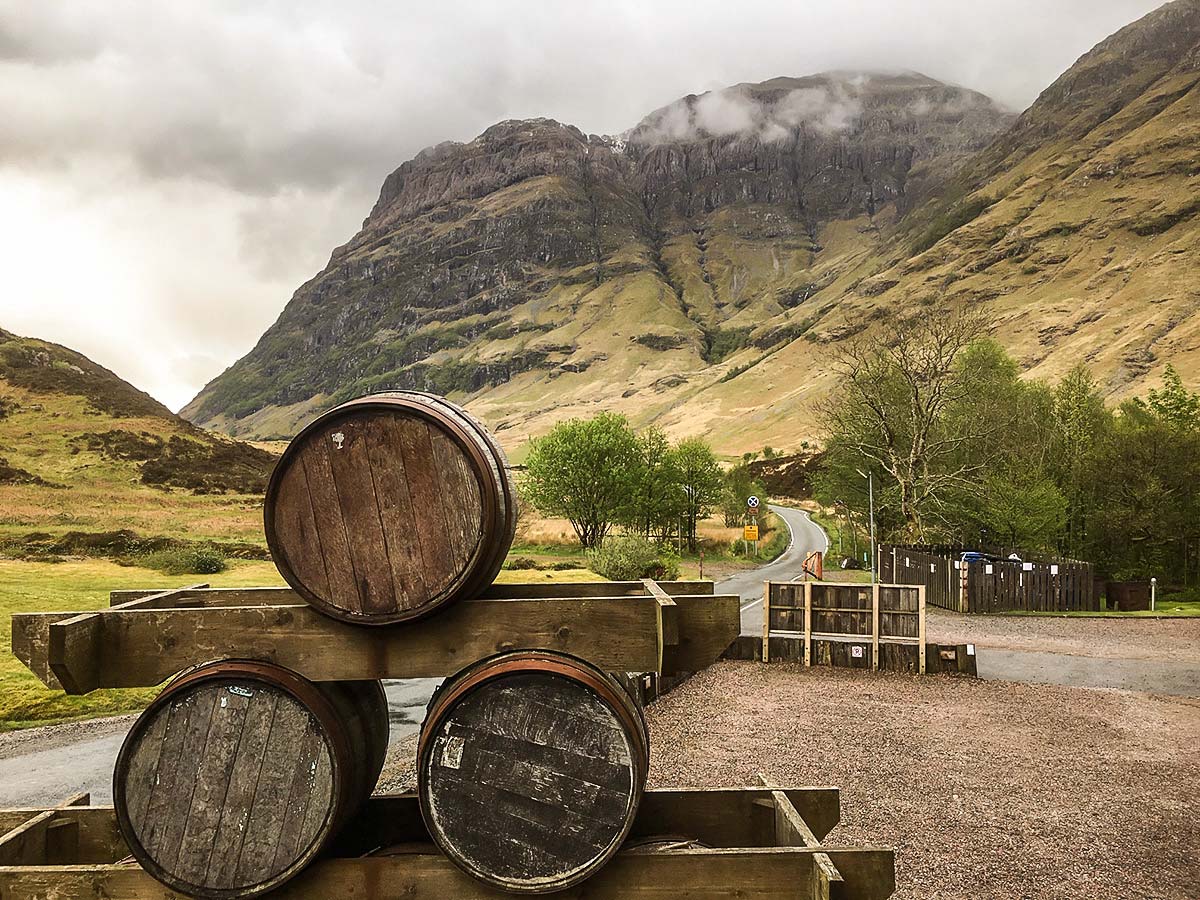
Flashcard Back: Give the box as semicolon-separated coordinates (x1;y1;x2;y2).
0;327;276;550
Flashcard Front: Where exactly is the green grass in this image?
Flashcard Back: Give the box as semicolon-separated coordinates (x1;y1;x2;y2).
998;601;1200;618
0;558;285;730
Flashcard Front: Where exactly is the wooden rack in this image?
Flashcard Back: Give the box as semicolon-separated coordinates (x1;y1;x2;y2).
12;581;740;693
0;786;894;900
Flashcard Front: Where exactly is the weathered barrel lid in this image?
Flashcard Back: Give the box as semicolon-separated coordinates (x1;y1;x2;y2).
113;660;352;900
418;650;649;893
264;391;511;624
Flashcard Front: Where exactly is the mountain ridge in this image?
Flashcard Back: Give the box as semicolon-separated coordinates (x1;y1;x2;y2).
183;2;1200;450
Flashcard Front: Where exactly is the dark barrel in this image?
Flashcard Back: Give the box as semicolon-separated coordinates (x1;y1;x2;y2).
417;650;650;894
264;391;516;625
113;661;389;899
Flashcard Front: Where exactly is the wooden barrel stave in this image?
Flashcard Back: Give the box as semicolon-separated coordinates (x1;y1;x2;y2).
417;650;649;893
114;661;380;899
264;391;515;625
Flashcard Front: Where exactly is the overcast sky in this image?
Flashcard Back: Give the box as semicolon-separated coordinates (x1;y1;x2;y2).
0;0;1165;411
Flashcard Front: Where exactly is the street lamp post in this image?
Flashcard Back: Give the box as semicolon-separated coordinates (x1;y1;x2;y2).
856;469;876;583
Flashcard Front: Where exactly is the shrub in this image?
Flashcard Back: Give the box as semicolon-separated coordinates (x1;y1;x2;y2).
140;546;228;575
588;535;680;581
503;556;539;570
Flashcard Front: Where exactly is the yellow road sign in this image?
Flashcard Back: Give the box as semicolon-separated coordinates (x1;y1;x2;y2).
743;524;759;541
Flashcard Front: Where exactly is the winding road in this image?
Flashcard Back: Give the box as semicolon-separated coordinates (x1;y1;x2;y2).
718;504;829;635
0;508;827;807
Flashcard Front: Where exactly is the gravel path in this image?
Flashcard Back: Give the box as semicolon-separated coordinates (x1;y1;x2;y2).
644;661;1200;900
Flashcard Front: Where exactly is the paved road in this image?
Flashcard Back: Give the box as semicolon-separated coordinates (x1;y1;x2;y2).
721;504;829;636
977;650;1200;697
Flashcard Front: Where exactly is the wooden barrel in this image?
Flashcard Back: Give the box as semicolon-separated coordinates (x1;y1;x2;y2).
417;650;650;893
113;661;389;899
264;391;516;624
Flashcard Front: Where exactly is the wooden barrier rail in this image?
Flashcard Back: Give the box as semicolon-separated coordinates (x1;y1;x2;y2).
762;582;926;674
0;788;896;900
11;581;739;694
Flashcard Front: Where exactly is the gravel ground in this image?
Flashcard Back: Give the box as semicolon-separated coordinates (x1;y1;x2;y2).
927;609;1200;662
644;661;1200;900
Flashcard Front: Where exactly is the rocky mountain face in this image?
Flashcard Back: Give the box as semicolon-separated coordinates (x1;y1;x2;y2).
184;1;1200;451
182;72;1011;444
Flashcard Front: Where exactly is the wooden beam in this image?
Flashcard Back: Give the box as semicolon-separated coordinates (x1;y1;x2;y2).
106;581;718;609
808;632;918;646
0;848;895;900
0;794;88;866
107;584;209;608
871;584;880;673
918;585;927;675
803;582;813;667
644;579;679;676
757;775;843;899
22;592;740;692
336;787;841;855
0;808;123;864
762;581;771;663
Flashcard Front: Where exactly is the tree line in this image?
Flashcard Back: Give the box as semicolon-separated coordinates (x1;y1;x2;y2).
521;412;764;550
816;310;1200;582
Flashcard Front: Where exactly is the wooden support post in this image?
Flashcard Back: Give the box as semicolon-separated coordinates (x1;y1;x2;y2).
0;794;88;866
917;585;927;675
803;582;812;668
643;580;679;675
762;581;771;663
871;583;880;673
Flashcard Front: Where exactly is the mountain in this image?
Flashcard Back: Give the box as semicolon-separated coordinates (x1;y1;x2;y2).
185;1;1200;452
0;327;277;548
182;71;1012;445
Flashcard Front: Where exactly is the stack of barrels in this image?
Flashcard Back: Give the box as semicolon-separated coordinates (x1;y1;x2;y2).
112;391;651;897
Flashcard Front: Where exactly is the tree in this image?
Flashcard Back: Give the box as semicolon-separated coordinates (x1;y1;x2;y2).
672;438;723;551
721;463;766;526
1145;364;1200;430
1047;365;1111;558
521;413;641;548
625;427;685;539
816;309;996;540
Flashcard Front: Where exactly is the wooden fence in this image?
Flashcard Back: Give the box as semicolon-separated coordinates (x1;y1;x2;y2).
761;581;926;674
877;548;955;610
963;557;1096;612
878;545;1098;613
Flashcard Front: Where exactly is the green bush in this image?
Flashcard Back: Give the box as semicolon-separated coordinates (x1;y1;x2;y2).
588;535;680;581
140;546;228;575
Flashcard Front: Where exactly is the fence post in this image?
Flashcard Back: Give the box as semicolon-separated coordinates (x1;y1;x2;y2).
803;581;812;668
918;585;926;675
871;582;880;672
762;581;770;663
